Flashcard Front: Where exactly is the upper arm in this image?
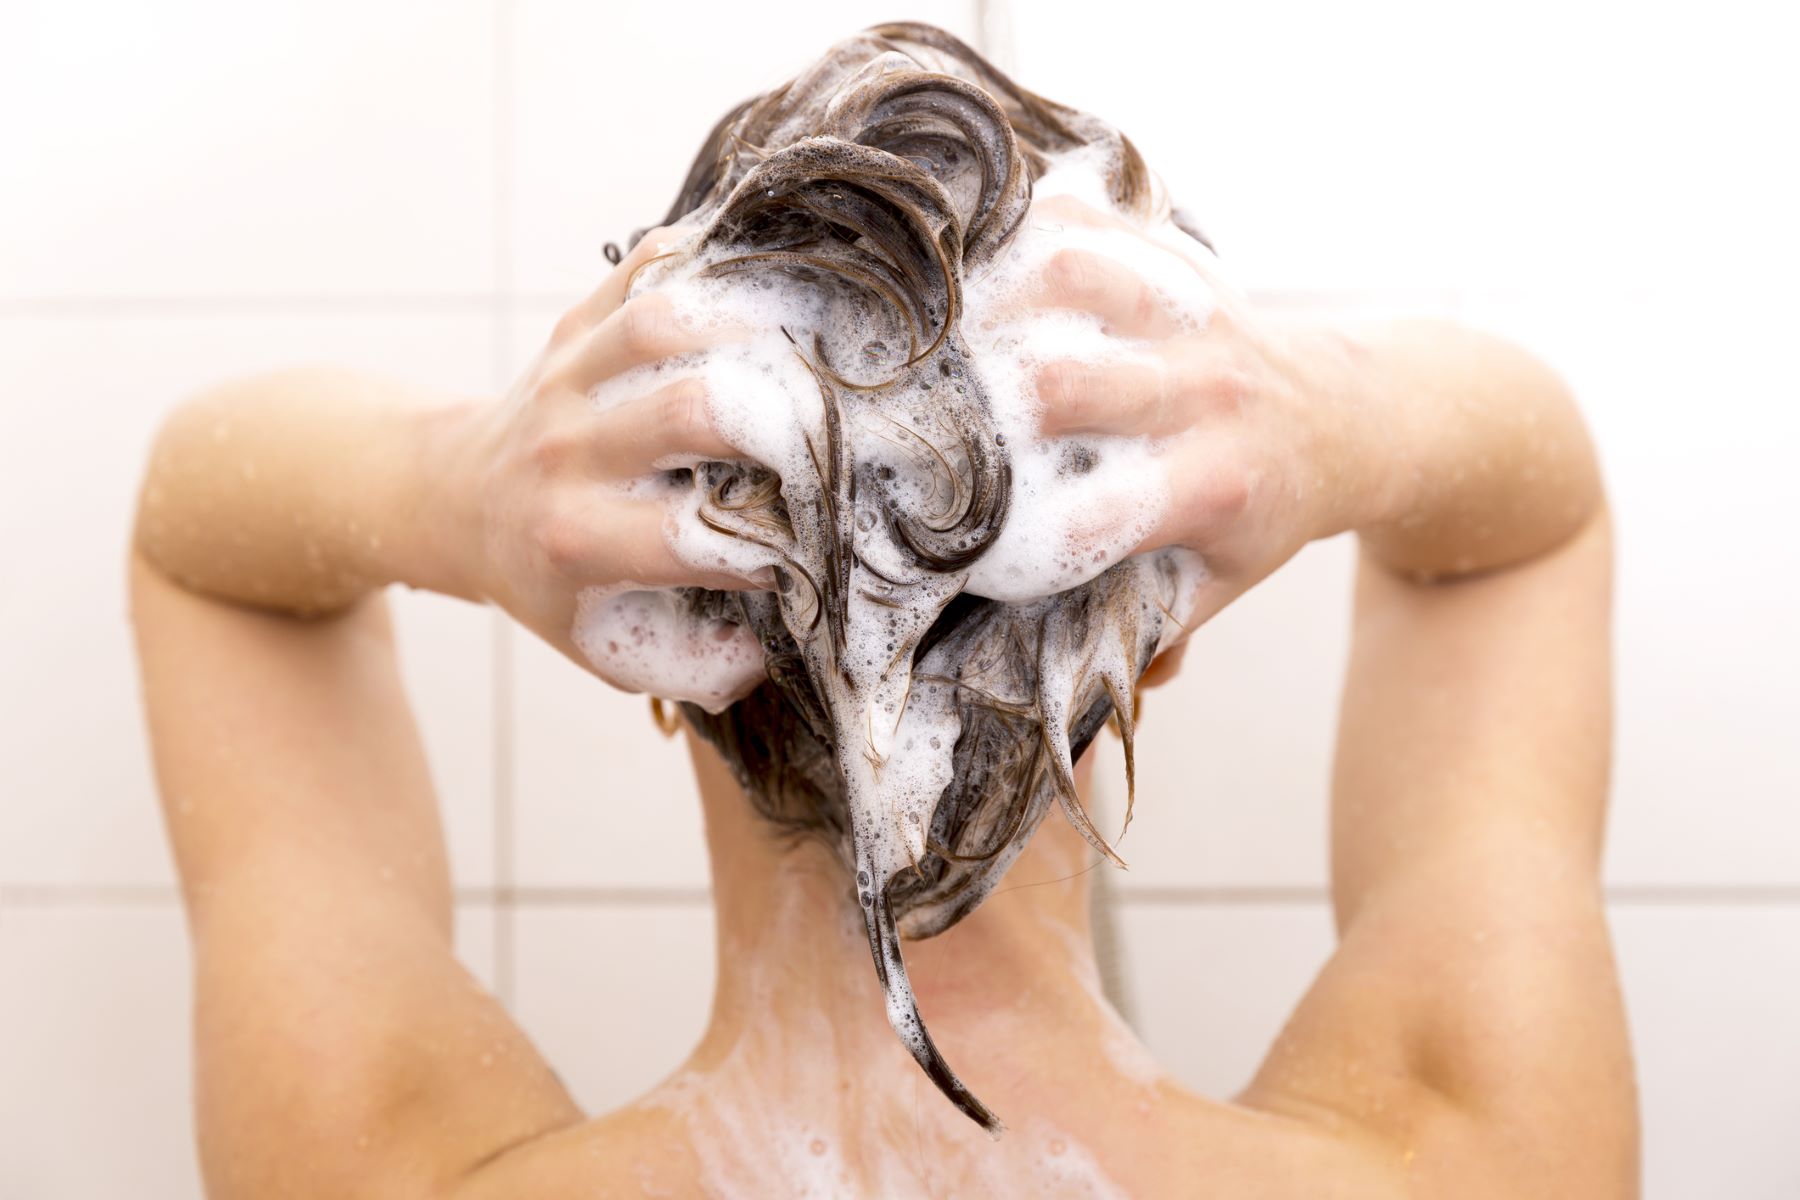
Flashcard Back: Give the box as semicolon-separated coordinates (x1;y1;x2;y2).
131;554;579;1198
1245;513;1638;1195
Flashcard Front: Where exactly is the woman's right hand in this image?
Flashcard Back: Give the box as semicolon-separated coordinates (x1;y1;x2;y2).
436;229;764;667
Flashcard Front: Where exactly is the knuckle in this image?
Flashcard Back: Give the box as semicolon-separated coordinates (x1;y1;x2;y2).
658;377;712;442
1199;465;1252;524
531;505;589;578
525;432;571;476
619;294;678;358
1036;194;1104;225
1146;363;1177;428
1045;248;1100;306
1131;279;1162;328
550;308;588;347
1038;360;1088;423
1197;367;1252;416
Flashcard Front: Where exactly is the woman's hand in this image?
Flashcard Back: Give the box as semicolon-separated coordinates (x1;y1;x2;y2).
1021;195;1601;639
1022;196;1371;631
135;227;761;673
436;228;764;665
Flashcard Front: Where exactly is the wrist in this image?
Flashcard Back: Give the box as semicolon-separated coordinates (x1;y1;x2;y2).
385;394;495;606
1279;319;1410;546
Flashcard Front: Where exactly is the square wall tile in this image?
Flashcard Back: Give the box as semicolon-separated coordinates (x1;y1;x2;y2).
509;632;712;888
1;0;498;299
0;313;498;887
507;1;980;300
1112;901;1337;1098
389;593;501;889
1006;1;1800;295
1611;904;1800;1200
510;902;716;1113
1460;292;1800;886
0;903;200;1199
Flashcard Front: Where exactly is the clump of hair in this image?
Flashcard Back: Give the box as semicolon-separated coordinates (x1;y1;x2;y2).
633;22;1197;1134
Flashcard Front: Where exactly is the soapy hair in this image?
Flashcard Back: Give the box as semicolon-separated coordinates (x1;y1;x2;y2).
633;22;1202;1134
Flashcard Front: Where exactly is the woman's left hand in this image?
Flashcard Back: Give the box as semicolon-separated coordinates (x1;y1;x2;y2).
1022;196;1371;632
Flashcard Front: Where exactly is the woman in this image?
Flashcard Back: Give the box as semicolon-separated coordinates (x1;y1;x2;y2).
131;24;1636;1199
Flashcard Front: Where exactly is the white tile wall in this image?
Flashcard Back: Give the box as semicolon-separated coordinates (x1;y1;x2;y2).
506;0;982;302
1611;904;1800;1200
0;0;499;299
4;2;1796;1196
510;902;716;1113
509;630;712;888
1114;901;1339;1095
0;905;201;1199
1005;0;1800;298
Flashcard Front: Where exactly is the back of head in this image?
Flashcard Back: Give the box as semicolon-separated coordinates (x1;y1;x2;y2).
589;22;1211;1132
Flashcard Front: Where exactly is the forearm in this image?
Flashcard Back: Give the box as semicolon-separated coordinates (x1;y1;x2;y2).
1324;318;1603;579
134;369;480;614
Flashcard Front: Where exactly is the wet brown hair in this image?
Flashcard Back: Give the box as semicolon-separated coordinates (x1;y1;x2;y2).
631;22;1198;1133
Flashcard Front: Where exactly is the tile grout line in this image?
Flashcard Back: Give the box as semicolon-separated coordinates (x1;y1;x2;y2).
489;0;519;1011
490;615;517;998
973;0;1016;74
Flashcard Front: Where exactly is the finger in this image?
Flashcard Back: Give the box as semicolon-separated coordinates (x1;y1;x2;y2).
1035;356;1177;437
552;226;687;347
1030;193;1127;231
1030;192;1225;291
589;376;743;473
562;291;713;392
543;495;772;592
1029;247;1185;339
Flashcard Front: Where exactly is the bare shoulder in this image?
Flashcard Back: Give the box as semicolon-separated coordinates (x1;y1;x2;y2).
455;1104;706;1200
1236;874;1636;1198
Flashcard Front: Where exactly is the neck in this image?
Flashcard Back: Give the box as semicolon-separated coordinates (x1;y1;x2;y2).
665;736;1167;1147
